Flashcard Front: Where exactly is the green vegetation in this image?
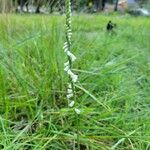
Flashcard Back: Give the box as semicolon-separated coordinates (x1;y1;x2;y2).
0;14;150;149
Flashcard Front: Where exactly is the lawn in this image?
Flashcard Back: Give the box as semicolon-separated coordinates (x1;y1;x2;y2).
0;14;150;149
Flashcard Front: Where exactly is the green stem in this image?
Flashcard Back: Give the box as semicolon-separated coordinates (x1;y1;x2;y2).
76;113;80;150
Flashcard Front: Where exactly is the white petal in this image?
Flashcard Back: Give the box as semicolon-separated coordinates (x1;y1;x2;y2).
67;29;72;33
67;69;74;76
68;31;72;35
67;51;76;62
64;61;69;67
67;88;73;94
67;70;78;83
63;42;68;48
63;42;68;52
64;65;70;72
68;84;72;89
67;93;73;99
75;108;81;114
68;35;72;40
72;74;78;83
69;101;75;107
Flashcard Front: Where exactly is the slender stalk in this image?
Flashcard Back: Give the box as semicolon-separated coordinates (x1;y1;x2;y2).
64;0;80;149
64;0;78;108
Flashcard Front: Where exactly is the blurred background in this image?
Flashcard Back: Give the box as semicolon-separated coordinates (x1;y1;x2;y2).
0;0;149;16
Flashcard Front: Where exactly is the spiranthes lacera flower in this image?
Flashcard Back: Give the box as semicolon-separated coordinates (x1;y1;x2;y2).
64;61;70;71
74;108;81;115
64;61;69;67
63;42;68;52
67;51;76;62
67;70;78;83
72;74;78;83
68;83;72;89
64;0;80;114
67;93;73;99
69;101;75;107
67;88;73;94
64;65;70;72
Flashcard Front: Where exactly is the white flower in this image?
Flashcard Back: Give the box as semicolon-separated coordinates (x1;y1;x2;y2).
72;74;78;83
67;88;73;94
67;30;72;34
67;69;73;76
64;0;79;111
63;42;68;47
67;93;73;99
64;65;70;72
63;42;68;52
68;36;72;41
75;108;81;114
69;101;75;107
67;70;78;83
67;30;72;35
68;84;72;89
64;61;69;67
67;28;72;32
64;61;70;71
67;51;76;62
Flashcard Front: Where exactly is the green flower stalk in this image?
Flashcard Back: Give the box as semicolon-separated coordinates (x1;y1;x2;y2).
64;0;80;114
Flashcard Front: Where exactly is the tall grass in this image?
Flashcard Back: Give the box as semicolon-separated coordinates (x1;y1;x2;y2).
0;13;150;149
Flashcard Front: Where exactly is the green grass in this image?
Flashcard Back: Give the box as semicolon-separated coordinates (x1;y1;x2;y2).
0;14;150;150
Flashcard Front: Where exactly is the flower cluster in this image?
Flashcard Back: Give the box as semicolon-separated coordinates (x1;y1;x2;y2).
64;0;80;115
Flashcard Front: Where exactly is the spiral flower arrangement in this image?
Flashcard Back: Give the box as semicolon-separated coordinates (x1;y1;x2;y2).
64;0;80;115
